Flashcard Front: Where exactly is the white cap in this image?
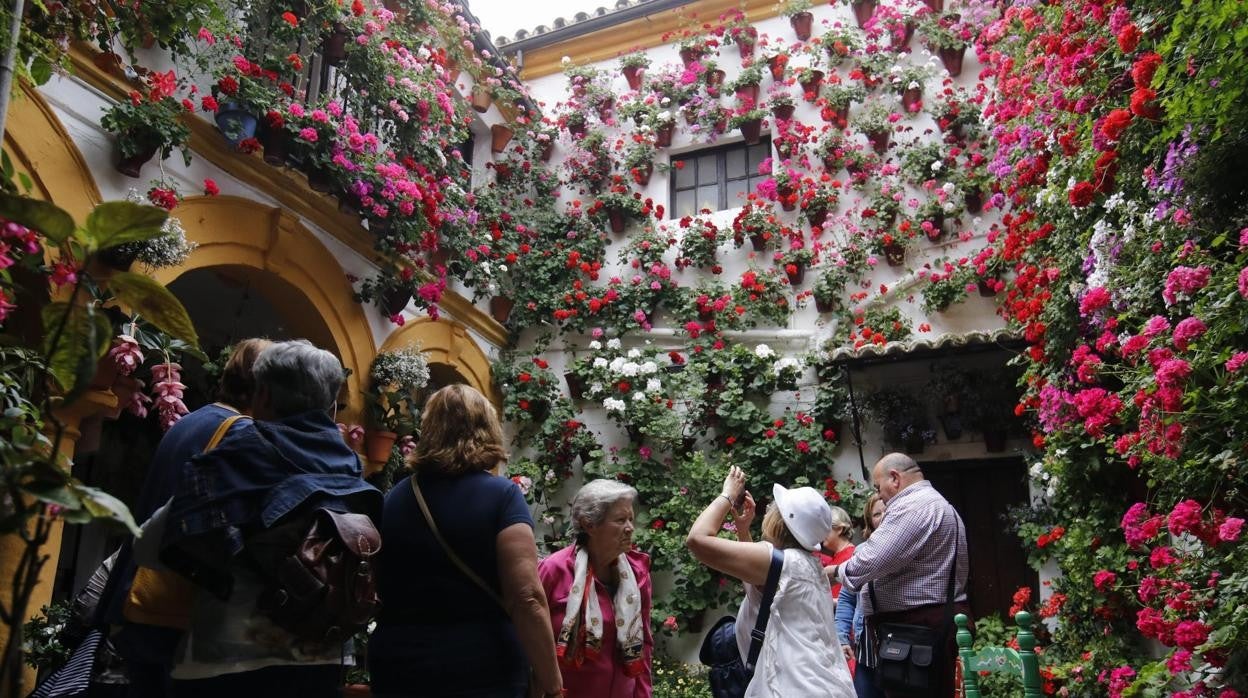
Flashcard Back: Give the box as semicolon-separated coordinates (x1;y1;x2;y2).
772;484;835;552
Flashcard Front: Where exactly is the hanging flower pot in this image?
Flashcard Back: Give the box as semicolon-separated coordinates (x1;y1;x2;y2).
538;139;554;162
566;120;587;139
964;188;983;213
924;0;944;11
713;115;728;134
493;162;512;181
471;84;493;113
625;424;643;443
749;234;767;252
679;47;702;68
824;105;850;127
939;46;966;77
923;214;945;241
565;372;585;401
115;139;159;179
633;162;654;186
734;28;757;59
772;104;795;121
622;66;645;91
596;97;616;120
489;295;514;323
607;206;627;234
490;123;514;154
97;245;140;272
866;129;891;155
380;287;411;316
323;23;349;66
655;122;675;148
798;70;824;96
739;118;763;145
767;55;788;81
735;84;760;106
785;262;805;286
814;296;836;313
214;103;258;146
805;206;830;229
305;165;334;193
777;186;797;212
706;69;726;97
338;190;363;218
364;429;398;463
790;11;815;41
891;22;917;51
852;0;877;27
978;279;999;297
260;125;291;167
901;87;923;112
883;241;906;267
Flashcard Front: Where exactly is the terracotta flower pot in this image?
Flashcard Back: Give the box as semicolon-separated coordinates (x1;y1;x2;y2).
115;142;159;178
565;372;585;401
633;162;653;186
365;429;398;463
768;55;788;81
805;206;830;229
566;120;587;139
825;105;850;127
939;46;966;77
471;84;492;113
538;139;554;162
798;71;824;97
749;234;767;252
735;84;760;106
790;11;814;41
489;295;514;323
705;69;726;96
978;279;999;297
739;118;762;145
852;0;877;28
607;207;627;234
490;123;514;154
260;125;291;167
965;188;984;213
735;29;757;59
305;165;334;193
655;122;675;148
785;262;805;285
679;47;702;68
883;242;906;267
815;296;836;313
777;186;797;212
924;0;944;11
323;23;349;66
866;129;891;155
891;22;917;51
596;97;615;120
901;87;923;112
772;104;795;121
622;66;645;91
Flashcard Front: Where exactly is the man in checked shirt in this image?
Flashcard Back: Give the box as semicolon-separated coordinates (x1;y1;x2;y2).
826;453;973;698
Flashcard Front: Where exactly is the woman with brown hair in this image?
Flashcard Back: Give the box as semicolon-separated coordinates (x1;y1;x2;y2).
369;384;563;698
835;494;886;698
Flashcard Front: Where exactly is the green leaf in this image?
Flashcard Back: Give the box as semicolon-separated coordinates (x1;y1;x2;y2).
107;272;200;348
41;302;111;397
29;56;53;86
0;194;76;243
70;482;140;535
84;202;168;250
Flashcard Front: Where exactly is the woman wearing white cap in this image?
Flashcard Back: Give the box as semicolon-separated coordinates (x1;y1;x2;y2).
686;465;855;697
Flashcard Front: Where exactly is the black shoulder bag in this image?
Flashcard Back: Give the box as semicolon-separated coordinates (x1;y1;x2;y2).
869;541;959;696
697;548;784;698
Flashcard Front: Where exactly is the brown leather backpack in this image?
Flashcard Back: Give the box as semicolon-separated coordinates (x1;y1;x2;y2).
246;508;382;647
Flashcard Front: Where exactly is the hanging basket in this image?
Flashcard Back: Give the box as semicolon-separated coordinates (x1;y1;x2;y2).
633;162;654;186
380;287;411;316
565;372;585;401
798;70;824;96
768;56;788;81
965;188;984;213
790;11;814;41
785;262;806;286
115;142;159;178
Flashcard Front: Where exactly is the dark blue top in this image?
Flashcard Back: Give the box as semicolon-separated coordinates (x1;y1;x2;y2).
369;471;533;697
160;410;381;600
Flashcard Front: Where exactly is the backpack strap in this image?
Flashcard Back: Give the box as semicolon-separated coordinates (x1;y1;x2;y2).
411;476;505;609
206;414;248;451
744;547;785;670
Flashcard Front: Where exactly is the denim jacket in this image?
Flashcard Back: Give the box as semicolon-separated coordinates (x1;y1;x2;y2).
835;584;864;647
160;410;381;599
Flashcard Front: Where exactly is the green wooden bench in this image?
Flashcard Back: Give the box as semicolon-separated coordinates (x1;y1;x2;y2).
955;611;1043;698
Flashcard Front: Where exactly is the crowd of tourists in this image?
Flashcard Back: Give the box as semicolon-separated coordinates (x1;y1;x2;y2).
37;338;972;698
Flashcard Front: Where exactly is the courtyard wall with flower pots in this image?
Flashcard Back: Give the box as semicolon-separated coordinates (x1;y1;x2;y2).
484;0;1033;660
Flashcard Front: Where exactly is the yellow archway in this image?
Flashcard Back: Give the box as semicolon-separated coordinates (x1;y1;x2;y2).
152;195;378;420
379;317;497;405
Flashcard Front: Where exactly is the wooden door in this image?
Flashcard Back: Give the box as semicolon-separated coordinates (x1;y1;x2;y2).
923;457;1038;621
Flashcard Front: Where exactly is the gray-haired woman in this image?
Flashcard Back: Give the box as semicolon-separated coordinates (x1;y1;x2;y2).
538;480;653;698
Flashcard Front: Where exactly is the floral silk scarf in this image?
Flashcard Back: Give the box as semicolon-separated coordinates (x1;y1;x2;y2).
555;546;645;676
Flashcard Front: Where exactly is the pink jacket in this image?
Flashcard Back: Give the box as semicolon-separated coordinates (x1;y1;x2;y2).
538;545;653;698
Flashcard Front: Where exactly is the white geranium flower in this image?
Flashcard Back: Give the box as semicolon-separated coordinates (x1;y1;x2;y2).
593;357;609;369
621;361;640;377
607;338;622;350
773;357;801;375
646;378;662;392
633;391;647;402
609;357;626;373
640;361;659;375
589;340;603;350
754;344;775;359
603;397;626;413
627;348;642;359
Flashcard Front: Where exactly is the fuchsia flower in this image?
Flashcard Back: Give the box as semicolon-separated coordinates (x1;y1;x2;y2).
126;379;152;419
108;334;145;375
150;363;189;431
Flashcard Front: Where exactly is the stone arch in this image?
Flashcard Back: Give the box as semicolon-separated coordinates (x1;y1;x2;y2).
150;195;377;419
378;317;496;405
